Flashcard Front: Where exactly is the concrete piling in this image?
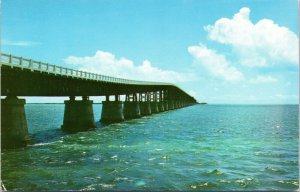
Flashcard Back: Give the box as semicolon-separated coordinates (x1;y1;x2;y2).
124;101;141;119
1;96;30;149
174;101;179;109
101;101;124;123
164;101;169;111
150;102;159;113
168;100;174;110
140;101;152;116
158;101;165;112
61;96;96;132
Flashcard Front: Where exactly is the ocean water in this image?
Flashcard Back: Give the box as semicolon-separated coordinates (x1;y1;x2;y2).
1;104;299;191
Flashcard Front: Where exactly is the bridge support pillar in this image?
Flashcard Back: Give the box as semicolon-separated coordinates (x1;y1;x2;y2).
168;100;174;110
1;96;30;149
101;101;124;123
174;101;179;109
179;101;182;108
140;102;151;116
158;101;165;112
164;101;169;111
124;101;141;119
150;102;159;113
62;96;96;132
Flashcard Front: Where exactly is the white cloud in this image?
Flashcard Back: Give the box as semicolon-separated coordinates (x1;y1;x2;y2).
188;44;244;81
249;75;278;84
2;39;40;47
205;7;299;67
64;50;196;83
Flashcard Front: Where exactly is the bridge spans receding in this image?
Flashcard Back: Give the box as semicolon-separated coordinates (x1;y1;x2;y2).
1;53;197;149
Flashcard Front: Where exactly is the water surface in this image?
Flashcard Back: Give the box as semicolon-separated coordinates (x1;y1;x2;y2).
2;104;299;190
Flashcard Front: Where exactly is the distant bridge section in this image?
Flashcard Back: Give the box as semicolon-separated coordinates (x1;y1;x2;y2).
1;53;197;149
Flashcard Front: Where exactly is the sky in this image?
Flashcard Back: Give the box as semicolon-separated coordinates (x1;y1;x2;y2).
1;0;299;104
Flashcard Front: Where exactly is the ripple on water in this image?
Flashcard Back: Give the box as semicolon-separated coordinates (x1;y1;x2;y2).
113;177;130;182
29;141;62;147
204;169;223;176
254;151;290;158
135;180;146;186
277;180;299;187
148;157;156;161
187;182;217;189
262;166;289;175
80;184;97;191
234;177;258;188
99;183;116;189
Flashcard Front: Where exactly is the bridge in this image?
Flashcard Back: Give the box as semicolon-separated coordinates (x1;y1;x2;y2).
1;53;197;149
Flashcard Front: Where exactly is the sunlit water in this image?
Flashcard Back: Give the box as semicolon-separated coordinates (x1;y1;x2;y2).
2;104;299;190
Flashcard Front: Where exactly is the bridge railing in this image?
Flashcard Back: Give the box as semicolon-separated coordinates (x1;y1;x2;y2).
1;53;173;86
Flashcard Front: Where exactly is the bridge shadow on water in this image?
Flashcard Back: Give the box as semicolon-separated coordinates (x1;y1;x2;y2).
24;105;171;149
27;121;109;146
27;112;163;147
26;117;152;145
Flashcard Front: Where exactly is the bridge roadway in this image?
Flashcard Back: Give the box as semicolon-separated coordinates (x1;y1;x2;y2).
1;53;197;149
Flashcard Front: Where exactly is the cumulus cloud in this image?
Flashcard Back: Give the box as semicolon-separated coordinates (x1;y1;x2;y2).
188;44;244;81
64;50;196;83
205;7;299;67
248;75;278;84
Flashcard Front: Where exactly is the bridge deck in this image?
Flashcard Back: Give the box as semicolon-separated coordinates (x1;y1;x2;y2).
1;53;196;103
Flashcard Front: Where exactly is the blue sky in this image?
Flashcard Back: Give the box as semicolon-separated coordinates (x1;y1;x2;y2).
2;0;299;104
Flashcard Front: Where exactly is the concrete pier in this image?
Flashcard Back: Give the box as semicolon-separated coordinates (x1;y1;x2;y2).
61;96;96;132
150;102;159;113
1;96;30;149
101;101;124;123
177;101;182;108
179;101;183;108
158;101;165;112
168;100;174;110
140;101;152;116
174;101;179;109
124;101;141;119
164;101;169;111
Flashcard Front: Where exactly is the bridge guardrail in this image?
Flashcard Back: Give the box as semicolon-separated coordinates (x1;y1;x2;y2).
0;53;174;86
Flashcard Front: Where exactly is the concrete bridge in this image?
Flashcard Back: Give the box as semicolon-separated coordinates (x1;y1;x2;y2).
1;53;197;149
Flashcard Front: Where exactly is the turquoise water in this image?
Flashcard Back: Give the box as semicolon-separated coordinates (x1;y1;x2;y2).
1;104;299;190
